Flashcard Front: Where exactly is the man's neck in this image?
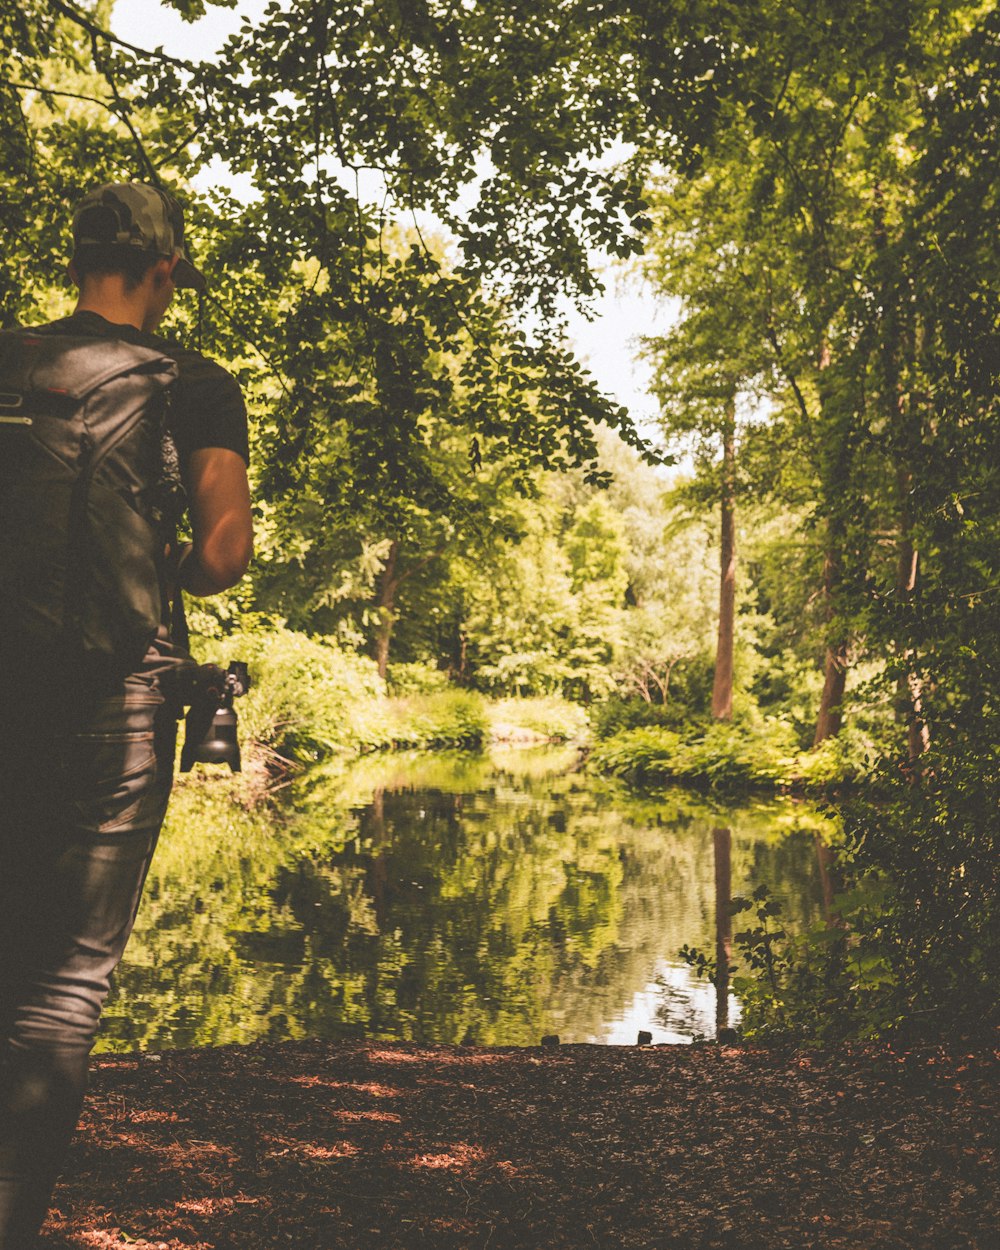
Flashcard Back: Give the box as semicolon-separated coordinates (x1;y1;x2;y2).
74;283;153;333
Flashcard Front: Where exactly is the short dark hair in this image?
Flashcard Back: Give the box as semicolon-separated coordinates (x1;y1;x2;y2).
72;243;164;293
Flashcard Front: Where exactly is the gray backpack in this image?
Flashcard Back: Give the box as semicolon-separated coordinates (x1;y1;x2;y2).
0;330;180;690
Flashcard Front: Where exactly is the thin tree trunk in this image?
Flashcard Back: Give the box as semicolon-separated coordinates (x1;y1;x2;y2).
713;826;732;1038
814;645;848;746
455;629;468;685
712;403;736;721
903;670;930;761
374;539;399;681
813;545;849;747
650;662;672;705
894;478;930;760
811;337;852;748
874;184;928;762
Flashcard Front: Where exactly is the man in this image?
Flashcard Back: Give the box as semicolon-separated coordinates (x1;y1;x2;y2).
0;183;253;1248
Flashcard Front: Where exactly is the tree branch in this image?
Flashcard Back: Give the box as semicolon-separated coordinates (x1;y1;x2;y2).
737;264;811;428
396;545;447;586
89;29;161;184
0;77;116;110
47;0;195;70
0;81;37;180
153;116;211;171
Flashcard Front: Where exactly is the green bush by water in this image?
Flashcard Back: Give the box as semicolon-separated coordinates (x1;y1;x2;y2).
385;661;452;696
190;627;488;765
185;624;871;793
183;623;885;802
591;719;873;793
592;697;696;739
384;689;488;749
187;628;591;773
193;627;389;763
488;695;589;742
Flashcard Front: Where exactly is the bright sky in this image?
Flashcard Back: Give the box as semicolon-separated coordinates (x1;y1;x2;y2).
111;0;671;432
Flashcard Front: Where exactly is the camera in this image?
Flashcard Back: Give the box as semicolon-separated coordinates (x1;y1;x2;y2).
178;660;251;773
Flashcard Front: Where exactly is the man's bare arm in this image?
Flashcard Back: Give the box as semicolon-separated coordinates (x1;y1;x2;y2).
179;447;253;596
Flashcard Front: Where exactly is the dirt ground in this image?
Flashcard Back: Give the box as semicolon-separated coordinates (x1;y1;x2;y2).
42;1038;997;1250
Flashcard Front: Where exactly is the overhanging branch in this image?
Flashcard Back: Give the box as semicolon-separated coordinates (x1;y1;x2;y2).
47;0;195;71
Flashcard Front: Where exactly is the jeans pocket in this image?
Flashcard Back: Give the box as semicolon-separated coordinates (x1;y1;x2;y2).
56;686;173;835
60;728;160;833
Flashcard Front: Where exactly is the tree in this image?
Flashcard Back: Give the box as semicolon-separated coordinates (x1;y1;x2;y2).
641;201;774;721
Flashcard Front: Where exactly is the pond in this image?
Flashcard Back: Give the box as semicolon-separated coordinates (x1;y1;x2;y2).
97;747;837;1052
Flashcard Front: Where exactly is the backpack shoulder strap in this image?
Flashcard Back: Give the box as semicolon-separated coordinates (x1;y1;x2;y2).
0;330;177;401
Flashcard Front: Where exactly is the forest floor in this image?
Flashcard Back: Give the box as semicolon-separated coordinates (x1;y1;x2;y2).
43;1038;997;1250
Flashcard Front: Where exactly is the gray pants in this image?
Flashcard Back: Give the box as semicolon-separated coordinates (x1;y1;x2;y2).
0;675;175;1248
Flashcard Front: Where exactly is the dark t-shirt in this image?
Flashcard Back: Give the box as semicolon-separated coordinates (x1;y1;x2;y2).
38;310;250;467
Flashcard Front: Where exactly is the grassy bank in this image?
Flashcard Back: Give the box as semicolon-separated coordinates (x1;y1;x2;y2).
186;628;587;788
184;627;882;798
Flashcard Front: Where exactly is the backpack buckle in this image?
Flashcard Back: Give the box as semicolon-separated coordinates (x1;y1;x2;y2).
0;392;32;424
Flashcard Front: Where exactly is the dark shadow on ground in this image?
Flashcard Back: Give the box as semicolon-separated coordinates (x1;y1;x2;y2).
44;1039;998;1249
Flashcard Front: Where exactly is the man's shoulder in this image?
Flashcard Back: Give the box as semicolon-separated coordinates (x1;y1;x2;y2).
142;335;249;463
31;312;249;462
152;336;242;395
36;312;240;391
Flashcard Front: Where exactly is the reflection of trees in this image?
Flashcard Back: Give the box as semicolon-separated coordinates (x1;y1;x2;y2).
99;754;828;1052
715;827;732;1037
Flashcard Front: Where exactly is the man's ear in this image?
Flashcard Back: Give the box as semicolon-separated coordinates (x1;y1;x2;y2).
152;254;180;287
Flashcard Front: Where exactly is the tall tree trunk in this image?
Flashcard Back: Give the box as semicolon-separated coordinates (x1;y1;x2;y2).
711;403;736;721
812;340;851;748
453;628;468;686
814;644;848;746
713;826;732;1038
813;542;849;747
374;539;399;681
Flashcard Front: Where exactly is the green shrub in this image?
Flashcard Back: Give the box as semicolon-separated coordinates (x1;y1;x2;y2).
488;696;589;742
662;653;715;715
685;732;1000;1045
679;721;798;788
793;727;877;789
191;626;388;764
591;726;685;781
680;883;860;1044
592;697;696;740
589;719;847;792
385;690;488;749
386;661;451;696
832;733;1000;1040
188;629;492;763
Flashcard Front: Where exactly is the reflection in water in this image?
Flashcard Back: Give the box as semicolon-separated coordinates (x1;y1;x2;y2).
714;827;732;1038
98;749;833;1052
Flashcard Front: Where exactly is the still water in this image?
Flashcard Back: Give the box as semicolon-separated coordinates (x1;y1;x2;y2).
98;747;834;1052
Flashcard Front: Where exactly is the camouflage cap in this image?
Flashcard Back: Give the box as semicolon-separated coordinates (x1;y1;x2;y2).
71;181;206;292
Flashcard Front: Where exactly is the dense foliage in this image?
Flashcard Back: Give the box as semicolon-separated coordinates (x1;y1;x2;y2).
2;0;996;1041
